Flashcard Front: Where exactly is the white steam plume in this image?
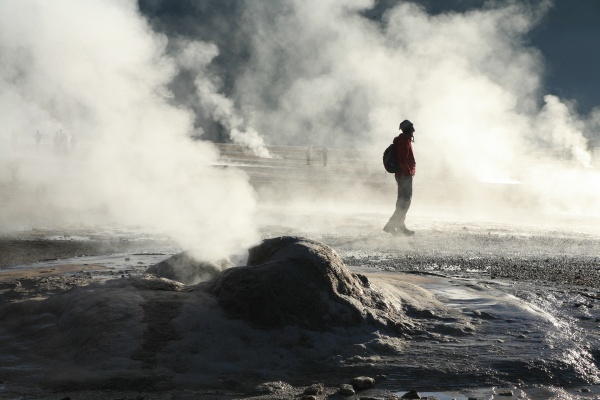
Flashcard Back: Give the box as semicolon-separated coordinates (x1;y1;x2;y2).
231;0;600;217
0;0;259;260
175;40;271;158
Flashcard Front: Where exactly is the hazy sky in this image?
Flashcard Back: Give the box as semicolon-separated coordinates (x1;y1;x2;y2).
139;0;600;125
529;0;600;114
393;0;600;113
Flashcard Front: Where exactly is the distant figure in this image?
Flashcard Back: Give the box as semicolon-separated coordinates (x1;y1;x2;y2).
322;146;328;166
54;129;68;155
34;130;42;147
53;130;60;153
383;119;416;236
306;146;312;165
69;133;77;152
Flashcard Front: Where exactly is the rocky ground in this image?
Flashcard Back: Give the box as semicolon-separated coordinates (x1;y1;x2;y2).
1;145;600;399
1;219;599;400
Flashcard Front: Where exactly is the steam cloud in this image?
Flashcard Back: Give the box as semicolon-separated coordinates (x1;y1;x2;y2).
0;0;259;260
1;0;600;256
173;39;271;157
232;0;600;216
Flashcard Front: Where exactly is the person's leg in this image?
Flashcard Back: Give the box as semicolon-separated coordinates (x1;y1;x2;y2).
396;175;412;230
384;176;413;234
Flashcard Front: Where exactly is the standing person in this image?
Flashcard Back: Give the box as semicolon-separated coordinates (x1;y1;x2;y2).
34;130;42;147
322;146;328;166
383;119;416;236
69;132;77;152
306;146;312;165
53;130;60;153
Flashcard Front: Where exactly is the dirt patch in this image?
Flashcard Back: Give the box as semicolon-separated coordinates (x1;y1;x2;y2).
0;237;176;269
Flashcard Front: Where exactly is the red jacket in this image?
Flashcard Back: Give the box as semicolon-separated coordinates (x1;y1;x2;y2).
394;133;416;177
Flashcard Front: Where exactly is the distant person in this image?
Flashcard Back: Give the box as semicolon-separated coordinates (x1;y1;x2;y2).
59;130;68;155
322;146;328;166
53;130;60;153
383;119;416;236
306;146;312;165
54;129;68;155
34;130;42;146
69;133;77;152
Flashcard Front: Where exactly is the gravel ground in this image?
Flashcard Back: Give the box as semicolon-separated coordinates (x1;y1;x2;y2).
1;220;599;400
2;221;599;287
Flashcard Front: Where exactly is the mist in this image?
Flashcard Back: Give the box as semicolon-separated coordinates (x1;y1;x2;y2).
0;0;259;261
230;0;599;218
139;0;600;219
2;0;600;263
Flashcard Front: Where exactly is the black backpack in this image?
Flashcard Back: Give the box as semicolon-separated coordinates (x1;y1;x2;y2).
382;142;399;173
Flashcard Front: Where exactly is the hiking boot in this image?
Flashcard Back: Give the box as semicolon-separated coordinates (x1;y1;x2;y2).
390;227;414;236
383;225;396;234
398;228;415;236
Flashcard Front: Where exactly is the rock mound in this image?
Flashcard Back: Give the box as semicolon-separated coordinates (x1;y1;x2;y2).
204;236;411;332
146;252;232;284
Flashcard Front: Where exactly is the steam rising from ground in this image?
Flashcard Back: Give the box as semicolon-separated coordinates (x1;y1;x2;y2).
174;40;271;157
1;0;600;258
233;0;600;216
0;0;259;260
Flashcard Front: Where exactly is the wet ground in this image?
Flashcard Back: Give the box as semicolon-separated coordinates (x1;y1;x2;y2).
1;214;599;400
1;145;600;399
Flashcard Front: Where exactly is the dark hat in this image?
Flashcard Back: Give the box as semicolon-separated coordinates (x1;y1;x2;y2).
399;120;413;131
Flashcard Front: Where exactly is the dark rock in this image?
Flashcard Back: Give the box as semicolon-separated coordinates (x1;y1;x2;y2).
401;389;421;399
375;374;388;381
254;381;293;394
351;376;375;390
304;383;324;395
146;252;232;285
498;390;514;396
339;383;355;395
204;236;412;331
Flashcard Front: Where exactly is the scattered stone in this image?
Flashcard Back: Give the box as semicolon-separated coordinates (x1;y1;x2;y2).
359;397;384;400
147;251;231;285
254;381;293;394
401;389;421;399
125;257;130;261
304;383;324;395
339;384;355;395
352;376;375;390
376;374;388;381
300;396;318;400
